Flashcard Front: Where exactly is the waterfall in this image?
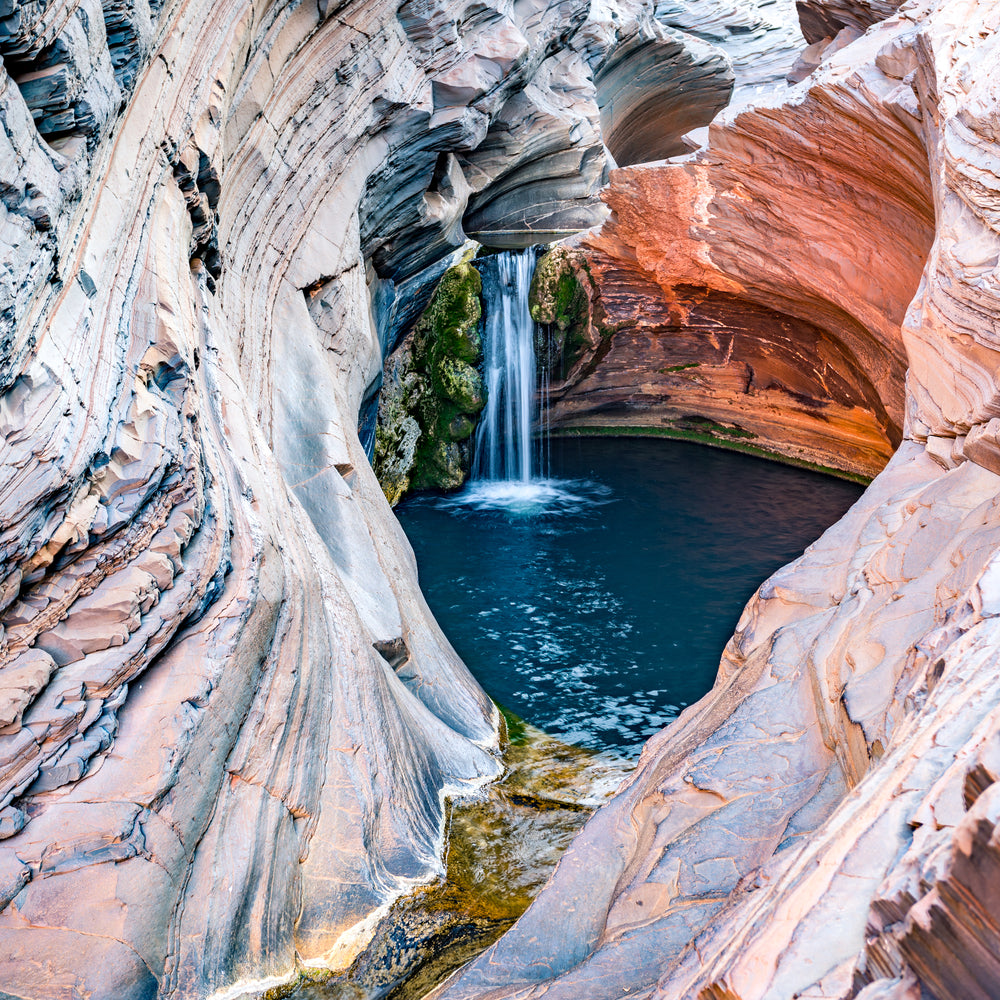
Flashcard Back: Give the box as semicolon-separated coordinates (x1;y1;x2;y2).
472;250;544;484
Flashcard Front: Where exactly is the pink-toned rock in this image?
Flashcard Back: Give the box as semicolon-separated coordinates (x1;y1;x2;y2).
3;0;1000;998
436;3;1000;1000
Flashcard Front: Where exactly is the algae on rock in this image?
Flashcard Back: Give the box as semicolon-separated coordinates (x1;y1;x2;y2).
374;263;485;504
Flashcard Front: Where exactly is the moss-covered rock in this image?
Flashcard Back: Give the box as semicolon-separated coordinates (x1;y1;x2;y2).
373;262;486;504
529;246;608;380
373;347;424;506
412;262;483;364
529;246;590;334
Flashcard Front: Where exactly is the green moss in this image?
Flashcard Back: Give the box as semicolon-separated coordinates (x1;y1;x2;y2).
433;356;485;412
529;248;605;378
262;967;333;1000
373;357;424;506
530;255;583;331
375;262;488;502
411;435;466;492
549;424;872;484
497;703;529;746
659;362;701;373
409;263;486;492
413;263;482;364
448;413;475;441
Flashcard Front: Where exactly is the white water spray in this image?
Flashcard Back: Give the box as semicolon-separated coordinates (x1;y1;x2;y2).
445;248;594;514
472;250;545;485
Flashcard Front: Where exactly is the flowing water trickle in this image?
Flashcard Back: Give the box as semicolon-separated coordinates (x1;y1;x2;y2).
471;250;546;491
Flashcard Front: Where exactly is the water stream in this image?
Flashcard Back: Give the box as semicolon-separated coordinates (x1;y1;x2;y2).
471;250;541;487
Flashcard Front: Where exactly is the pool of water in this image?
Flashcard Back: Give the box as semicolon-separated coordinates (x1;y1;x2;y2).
396;437;864;758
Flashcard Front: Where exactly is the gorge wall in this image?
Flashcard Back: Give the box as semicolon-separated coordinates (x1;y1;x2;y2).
0;1;999;1000
432;2;1000;999
529;40;935;481
0;0;806;997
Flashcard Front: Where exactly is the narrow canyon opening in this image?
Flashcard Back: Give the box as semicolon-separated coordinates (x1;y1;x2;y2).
321;243;872;1000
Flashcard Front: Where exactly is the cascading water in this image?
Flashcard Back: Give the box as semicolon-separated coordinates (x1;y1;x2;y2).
450;247;590;513
472;249;544;485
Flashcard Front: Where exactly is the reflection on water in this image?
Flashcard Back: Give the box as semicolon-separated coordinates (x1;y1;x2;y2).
398;437;864;757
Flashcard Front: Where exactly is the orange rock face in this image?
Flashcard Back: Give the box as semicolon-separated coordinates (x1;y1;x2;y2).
537;48;937;478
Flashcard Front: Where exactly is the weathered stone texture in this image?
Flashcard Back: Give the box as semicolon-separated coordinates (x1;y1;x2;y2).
434;3;1000;1000
7;0;1000;996
546;19;938;478
0;0;806;996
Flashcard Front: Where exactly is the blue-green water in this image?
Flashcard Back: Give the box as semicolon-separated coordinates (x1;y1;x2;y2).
397;438;863;758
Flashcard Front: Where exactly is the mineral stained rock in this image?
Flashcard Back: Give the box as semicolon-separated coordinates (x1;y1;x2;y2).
533;12;939;479
0;0;805;997
433;2;1000;999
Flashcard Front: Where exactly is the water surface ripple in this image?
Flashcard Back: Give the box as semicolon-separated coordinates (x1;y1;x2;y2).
397;438;864;757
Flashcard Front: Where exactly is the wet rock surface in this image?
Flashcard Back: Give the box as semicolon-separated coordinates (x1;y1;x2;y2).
375;262;485;502
284;720;630;1000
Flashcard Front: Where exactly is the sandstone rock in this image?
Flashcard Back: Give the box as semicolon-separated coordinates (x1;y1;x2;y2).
433;3;1000;1000
594;26;733;166
0;0;809;994
963;418;1000;478
540;5;942;479
3;0;999;997
797;0;904;45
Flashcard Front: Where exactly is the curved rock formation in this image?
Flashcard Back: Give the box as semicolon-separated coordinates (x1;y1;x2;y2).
0;0;806;996
797;0;904;45
434;2;1000;999
593;28;732;167
531;21;936;478
6;0;1000;996
0;3;510;992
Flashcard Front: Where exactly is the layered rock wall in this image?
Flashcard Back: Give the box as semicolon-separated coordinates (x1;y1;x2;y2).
0;0;805;996
532;23;937;478
7;0;1000;997
434;2;1000;999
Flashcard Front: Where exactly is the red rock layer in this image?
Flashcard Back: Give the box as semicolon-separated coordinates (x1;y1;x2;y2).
552;41;935;479
548;270;898;476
